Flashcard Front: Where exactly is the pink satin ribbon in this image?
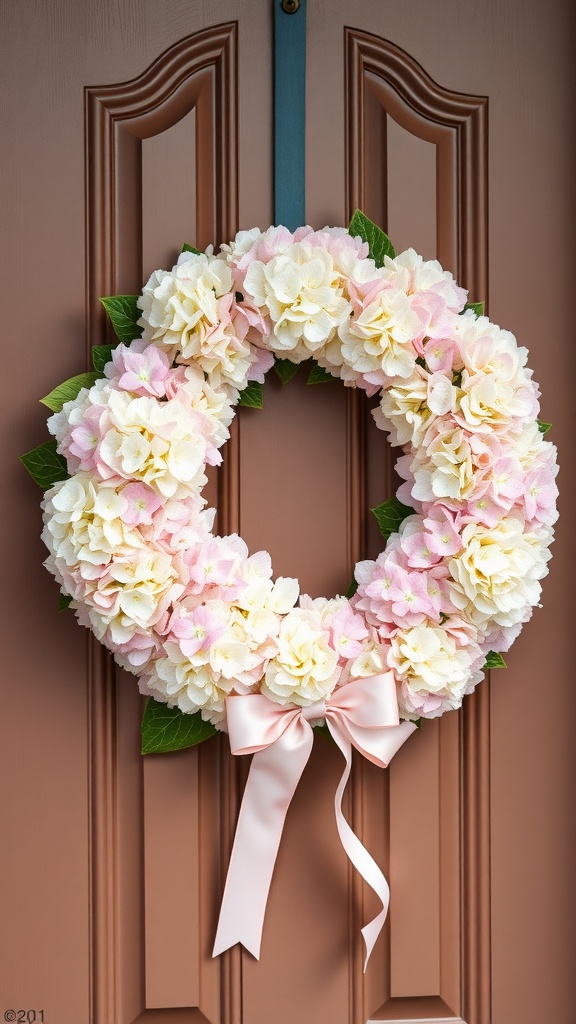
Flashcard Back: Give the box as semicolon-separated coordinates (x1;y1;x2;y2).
212;672;416;969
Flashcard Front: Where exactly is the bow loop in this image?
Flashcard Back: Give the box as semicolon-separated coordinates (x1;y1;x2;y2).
325;671;407;770
226;692;309;755
326;671;399;730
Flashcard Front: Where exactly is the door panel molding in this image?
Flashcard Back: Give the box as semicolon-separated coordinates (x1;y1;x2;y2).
345;27;487;295
85;24;238;1024
344;28;489;1024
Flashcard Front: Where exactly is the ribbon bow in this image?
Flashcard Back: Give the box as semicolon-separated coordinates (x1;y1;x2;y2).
212;672;416;969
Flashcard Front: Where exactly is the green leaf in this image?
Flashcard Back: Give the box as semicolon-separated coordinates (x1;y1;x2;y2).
345;576;358;598
100;295;141;344
181;243;202;255
274;357;300;384
40;372;100;412
141;699;217;754
58;593;73;612
371;497;414;540
484;651;507;670
537;418;552;435
413;718;422;729
314;723;333;743
463;301;485;318
20;439;69;490
238;381;264;409
348;209;395;264
235;291;244;303
91;344;117;374
307;362;335;384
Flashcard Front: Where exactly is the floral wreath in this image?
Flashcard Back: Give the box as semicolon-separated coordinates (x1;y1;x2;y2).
22;212;558;965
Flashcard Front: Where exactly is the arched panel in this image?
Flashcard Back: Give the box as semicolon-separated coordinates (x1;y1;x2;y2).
84;25;239;1024
345;28;487;295
344;29;489;1024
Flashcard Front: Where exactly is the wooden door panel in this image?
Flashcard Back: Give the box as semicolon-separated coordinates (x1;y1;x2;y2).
2;2;575;1023
341;30;487;1023
306;6;575;1023
85;25;238;1024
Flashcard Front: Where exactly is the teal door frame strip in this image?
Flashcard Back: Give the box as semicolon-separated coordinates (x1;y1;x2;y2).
273;0;306;229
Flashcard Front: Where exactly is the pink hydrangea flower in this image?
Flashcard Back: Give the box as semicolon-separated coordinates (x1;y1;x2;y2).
423;336;462;374
184;536;246;601
68;404;108;471
522;464;559;524
328;604;369;660
119;482;163;526
168;603;228;657
422;509;463;557
388;564;435;623
106;341;172;397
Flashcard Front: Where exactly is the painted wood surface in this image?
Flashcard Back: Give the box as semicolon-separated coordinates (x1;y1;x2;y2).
1;2;575;1022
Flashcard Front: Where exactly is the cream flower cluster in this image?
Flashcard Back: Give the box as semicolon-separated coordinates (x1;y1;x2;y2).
40;224;558;727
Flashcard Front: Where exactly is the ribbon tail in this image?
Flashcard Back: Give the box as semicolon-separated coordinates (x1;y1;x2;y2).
327;719;415;972
213;726;314;960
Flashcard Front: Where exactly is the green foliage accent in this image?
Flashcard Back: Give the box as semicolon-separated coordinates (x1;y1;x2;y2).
484;651;507;669
307;362;335;384
20;440;69;490
181;243;202;255
235;291;244;303
314;723;333;743
141;699;217;754
537;419;552;435
40;372;100;413
348;209;395;265
413;718;422;729
274;357;300;384
58;593;73;612
238;381;264;409
92;344;117;374
371;497;414;540
100;295;141;344
345;576;359;598
463;301;485;318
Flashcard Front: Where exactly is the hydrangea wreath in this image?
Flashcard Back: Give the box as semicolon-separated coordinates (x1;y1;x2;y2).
22;212;559;754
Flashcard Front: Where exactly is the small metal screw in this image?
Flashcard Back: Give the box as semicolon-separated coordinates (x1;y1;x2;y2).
281;0;300;13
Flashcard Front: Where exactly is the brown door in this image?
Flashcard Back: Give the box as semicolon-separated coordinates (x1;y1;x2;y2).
2;2;574;1023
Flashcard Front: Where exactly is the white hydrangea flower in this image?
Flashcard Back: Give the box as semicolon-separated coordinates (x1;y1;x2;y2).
176;365;236;451
338;287;421;381
454;313;539;434
349;644;384;679
373;367;433;448
138;253;233;355
234;576;299;645
262;608;340;706
86;549;184;645
514;419;550;468
42;475;142;568
243;242;351;357
410;424;476;502
384;248;467;311
221;227;263;263
388;623;483;719
97;389;207;499
152;649;233;717
449;514;551;628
